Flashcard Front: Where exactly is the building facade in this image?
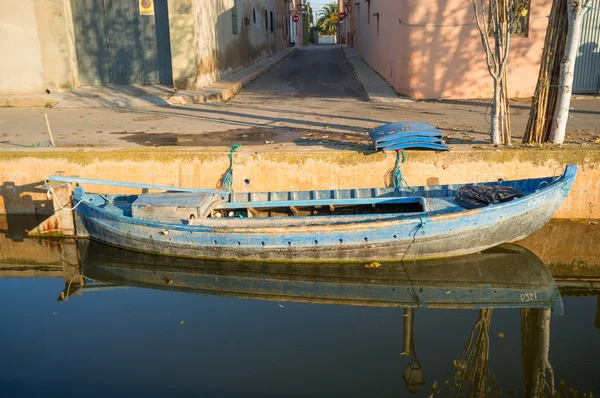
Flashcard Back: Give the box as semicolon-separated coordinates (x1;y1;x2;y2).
339;0;600;99
0;0;302;95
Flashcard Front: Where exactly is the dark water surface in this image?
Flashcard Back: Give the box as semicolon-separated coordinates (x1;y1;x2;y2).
0;279;598;397
0;217;599;397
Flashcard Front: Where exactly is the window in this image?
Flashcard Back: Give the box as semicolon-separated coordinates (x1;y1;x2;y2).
253;8;256;24
232;0;238;34
265;10;268;31
512;0;531;37
488;0;531;38
270;11;273;33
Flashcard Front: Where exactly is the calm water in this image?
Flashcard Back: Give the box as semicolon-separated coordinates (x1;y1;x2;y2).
0;218;599;397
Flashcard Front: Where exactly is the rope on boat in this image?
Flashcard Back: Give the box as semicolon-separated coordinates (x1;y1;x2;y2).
46;187;84;212
392;149;415;192
219;143;241;193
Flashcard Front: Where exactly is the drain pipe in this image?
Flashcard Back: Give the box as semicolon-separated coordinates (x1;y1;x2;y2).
266;0;271;56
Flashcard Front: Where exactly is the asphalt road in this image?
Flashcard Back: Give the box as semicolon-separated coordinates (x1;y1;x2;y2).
0;46;598;149
231;45;363;100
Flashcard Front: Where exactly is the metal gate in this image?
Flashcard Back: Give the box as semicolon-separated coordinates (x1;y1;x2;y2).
70;0;173;85
573;9;600;93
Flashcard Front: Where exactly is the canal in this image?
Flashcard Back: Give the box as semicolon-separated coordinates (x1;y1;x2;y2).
0;216;598;397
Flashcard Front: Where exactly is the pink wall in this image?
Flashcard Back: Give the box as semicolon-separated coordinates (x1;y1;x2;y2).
343;0;551;99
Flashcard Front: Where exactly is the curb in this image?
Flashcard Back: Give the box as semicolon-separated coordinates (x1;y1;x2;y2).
0;98;59;108
167;47;298;105
341;45;413;104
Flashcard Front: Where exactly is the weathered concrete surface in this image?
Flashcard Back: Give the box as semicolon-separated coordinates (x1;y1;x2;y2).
517;220;600;275
0;147;598;218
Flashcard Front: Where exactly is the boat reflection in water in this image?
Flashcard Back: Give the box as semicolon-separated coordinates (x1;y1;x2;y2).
76;241;562;312
67;241;564;397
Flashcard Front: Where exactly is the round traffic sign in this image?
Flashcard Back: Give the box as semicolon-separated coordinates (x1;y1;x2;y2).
292;14;300;22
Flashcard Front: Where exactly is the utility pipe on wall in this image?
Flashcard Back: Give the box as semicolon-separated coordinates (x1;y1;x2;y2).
266;0;271;56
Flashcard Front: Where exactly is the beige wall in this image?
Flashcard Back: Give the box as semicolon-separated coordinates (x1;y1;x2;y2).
0;0;45;94
170;0;280;90
0;148;598;219
0;0;76;95
344;0;551;99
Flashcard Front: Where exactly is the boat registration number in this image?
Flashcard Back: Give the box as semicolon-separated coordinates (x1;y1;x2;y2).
520;292;538;302
528;194;547;207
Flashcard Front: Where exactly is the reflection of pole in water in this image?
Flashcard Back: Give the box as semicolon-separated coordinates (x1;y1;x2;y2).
449;308;500;398
58;238;84;300
521;308;554;398
402;308;425;394
594;296;600;329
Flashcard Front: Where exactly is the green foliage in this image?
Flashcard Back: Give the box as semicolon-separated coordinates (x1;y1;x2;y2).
316;2;338;36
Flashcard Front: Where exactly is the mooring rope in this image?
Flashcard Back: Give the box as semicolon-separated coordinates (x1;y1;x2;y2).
46;187;84;212
399;217;426;306
60;274;96;301
219;143;241;193
392;149;415;192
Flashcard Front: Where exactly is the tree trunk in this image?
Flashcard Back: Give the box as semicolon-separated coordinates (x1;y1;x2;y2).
491;79;502;144
550;0;588;144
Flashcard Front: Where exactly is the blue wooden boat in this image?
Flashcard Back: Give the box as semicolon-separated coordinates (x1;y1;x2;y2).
53;165;577;262
77;240;563;312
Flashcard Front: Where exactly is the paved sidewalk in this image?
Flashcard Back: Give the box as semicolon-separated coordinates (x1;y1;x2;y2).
169;47;297;105
342;46;412;103
0;47;297;109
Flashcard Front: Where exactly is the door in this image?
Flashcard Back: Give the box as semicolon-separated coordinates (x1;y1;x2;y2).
71;0;173;85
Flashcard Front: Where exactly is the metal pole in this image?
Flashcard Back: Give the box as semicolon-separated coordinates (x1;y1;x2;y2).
48;175;226;194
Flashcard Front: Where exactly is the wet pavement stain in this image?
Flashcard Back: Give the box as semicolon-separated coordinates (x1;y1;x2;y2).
113;127;371;148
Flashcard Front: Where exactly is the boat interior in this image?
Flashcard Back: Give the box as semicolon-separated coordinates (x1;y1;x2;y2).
75;174;560;223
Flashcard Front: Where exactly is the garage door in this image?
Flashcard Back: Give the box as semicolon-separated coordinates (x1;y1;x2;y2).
71;0;173;85
573;9;600;94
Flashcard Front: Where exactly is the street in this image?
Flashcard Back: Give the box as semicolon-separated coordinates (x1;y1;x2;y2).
0;46;598;149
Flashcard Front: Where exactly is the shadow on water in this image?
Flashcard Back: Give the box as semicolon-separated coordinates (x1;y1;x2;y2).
0;231;599;396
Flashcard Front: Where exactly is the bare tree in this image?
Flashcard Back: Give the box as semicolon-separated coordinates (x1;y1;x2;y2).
549;0;592;144
472;0;528;145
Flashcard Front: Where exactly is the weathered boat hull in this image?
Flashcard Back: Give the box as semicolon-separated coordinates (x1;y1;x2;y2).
72;166;577;262
79;240;562;311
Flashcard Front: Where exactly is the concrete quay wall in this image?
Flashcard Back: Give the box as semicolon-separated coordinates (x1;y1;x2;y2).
0;147;598;218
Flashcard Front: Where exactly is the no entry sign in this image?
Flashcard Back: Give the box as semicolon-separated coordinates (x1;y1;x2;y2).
292;14;300;22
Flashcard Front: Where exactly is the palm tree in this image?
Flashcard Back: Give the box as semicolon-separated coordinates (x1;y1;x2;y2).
316;2;338;37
